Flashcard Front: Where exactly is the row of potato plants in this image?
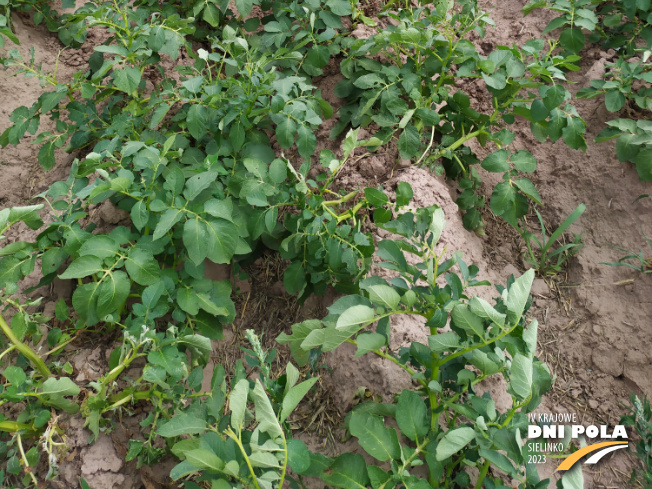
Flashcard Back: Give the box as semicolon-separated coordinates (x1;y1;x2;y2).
0;0;637;487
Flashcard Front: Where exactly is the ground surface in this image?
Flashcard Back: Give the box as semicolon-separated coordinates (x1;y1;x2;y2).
1;1;651;488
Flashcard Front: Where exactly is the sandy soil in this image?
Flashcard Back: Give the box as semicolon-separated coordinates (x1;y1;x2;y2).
1;1;650;488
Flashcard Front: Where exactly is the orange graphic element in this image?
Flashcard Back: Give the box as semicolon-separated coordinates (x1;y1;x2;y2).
556;441;629;471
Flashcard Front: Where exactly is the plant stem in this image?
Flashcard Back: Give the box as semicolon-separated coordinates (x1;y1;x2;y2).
475;460;490;489
0;313;51;378
227;429;263;489
17;432;39;486
0;421;34;434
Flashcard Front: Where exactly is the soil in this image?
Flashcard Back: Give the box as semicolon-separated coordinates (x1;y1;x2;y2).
1;1;651;488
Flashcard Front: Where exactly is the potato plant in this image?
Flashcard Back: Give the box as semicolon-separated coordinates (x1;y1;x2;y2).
279;206;552;489
0;0;600;487
525;0;652;181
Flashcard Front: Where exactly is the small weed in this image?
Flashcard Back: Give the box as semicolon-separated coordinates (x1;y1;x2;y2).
620;394;652;489
517;204;585;276
602;232;652;274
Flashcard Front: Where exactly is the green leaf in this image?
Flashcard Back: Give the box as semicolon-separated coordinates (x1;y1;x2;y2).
510;353;533;400
125;248;159;286
541;85;566;110
40;247;67;276
561;460;584;489
398;125;420;159
269;159;287;184
287;439;311;475
634;148;652;181
605;90;626;112
367;285;400;309
616;133;640;162
481;150;509;172
321;454;369;489
559;28;584;53
510;150;537;173
184;218;209;266
229;379;249;432
182;76;204;94
428;331;460;352
252;380;283;438
482;72;507;90
113;66;141;94
2;366;26;386
469;297;505;328
280;376;318;423
505;269;534;322
530;99;549;122
353;73;384;89
364;188;388;207
561;116;586;150
355;333;386;357
276;118;296;149
40;377;80;397
478;449;515;476
59;255;104;280
490;181;528;227
235;0;253;16
336;305;375;330
297;125;317;159
396;390;429;441
184;171;218;202
205;219;238;264
196;293;229;317
513;178;542;205
79;235;119;261
349;412;401;462
185;448;224;472
153;208;184;241
187;104;209;140
148;346;185;378
435;427;476;461
130;201;149;231
158;414;207;437
72;282;101;325
177;288;198;315
326;0;353;15
38;141;56;170
396;182;413;207
97;270;130;318
203;3;221;26
451;304;485;338
429;206;446;245
284;261;306;295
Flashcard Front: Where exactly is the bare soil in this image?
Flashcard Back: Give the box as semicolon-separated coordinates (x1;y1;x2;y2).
1;1;650;488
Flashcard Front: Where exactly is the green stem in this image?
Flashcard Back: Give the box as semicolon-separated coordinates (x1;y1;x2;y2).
439;322;518;367
0;313;51;378
475;460;490;489
0;421;34;434
278;434;288;489
17;432;39;486
227;429;263;489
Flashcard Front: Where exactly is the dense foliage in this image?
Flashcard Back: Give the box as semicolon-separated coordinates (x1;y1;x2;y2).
0;0;646;487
